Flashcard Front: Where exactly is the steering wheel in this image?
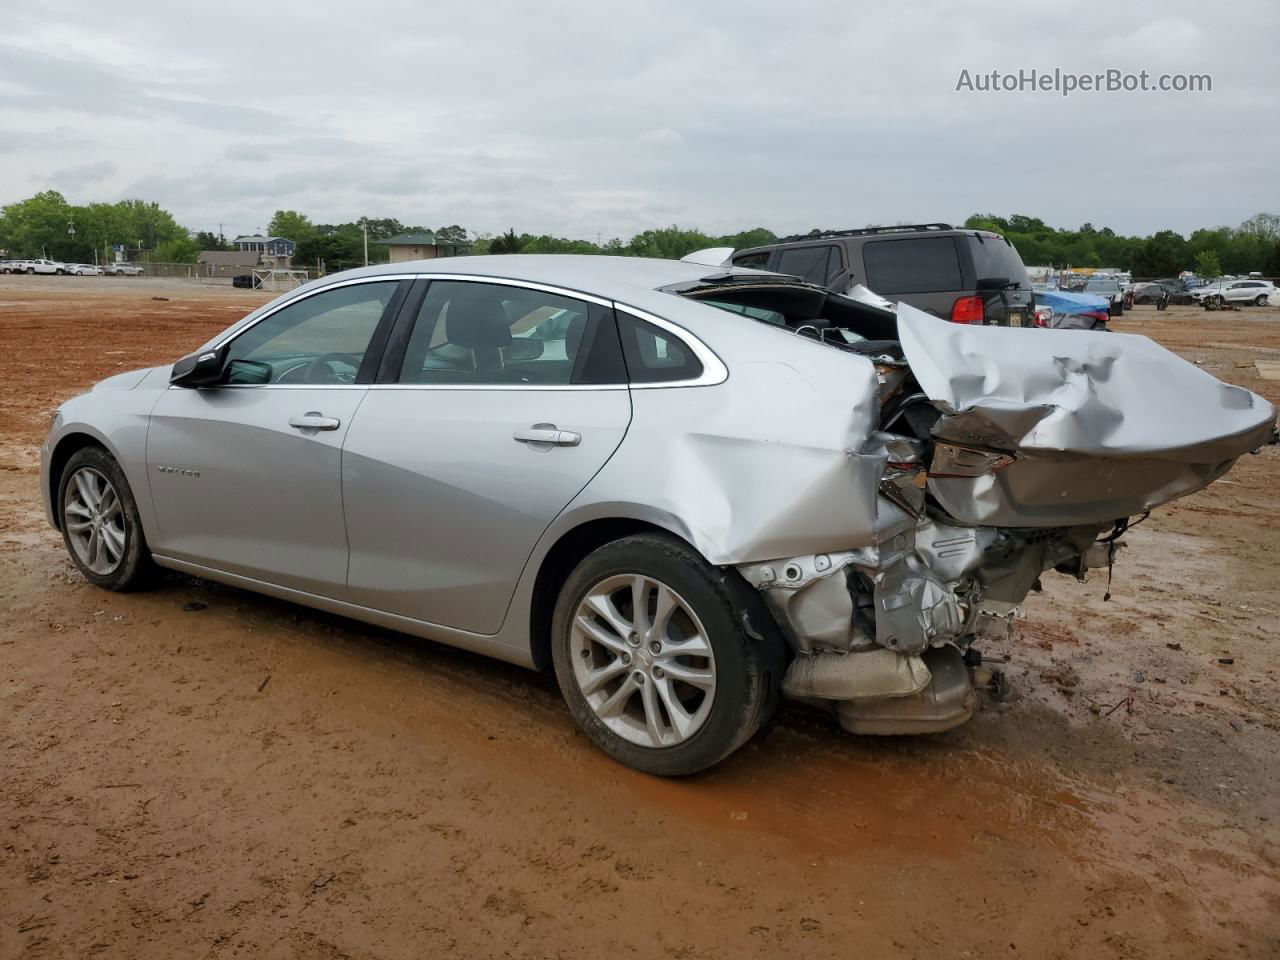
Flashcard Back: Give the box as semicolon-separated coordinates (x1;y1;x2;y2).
302;352;362;384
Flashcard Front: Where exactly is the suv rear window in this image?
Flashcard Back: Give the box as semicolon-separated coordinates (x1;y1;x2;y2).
775;245;842;286
965;234;1030;289
863;237;962;294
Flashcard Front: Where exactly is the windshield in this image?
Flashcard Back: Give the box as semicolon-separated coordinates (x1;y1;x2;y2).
1085;280;1120;293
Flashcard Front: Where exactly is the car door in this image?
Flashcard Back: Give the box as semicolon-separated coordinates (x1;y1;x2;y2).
146;277;407;598
342;277;632;634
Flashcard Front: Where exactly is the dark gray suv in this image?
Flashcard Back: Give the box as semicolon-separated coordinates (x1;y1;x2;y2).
732;223;1034;326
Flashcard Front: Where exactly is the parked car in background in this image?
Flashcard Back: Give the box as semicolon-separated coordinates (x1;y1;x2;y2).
104;263;145;276
1083;278;1125;316
68;263;103;276
731;223;1035;327
1191;279;1276;307
6;258;68;275
1031;285;1112;329
0;260;20;274
38;255;1276;774
1085;280;1126;317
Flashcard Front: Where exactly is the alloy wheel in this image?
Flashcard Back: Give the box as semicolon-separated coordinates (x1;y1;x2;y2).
570;574;717;748
63;466;126;575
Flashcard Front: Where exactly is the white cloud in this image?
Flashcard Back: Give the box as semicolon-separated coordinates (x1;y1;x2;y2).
0;0;1276;237
637;128;684;146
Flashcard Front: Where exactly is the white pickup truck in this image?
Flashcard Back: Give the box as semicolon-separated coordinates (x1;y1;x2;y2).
2;258;69;275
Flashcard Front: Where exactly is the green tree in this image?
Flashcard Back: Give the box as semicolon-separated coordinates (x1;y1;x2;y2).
1131;230;1188;278
489;229;523;255
0;190;76;258
435;224;469;244
194;230;231;251
153;235;201;263
268;210;315;242
1193;250;1223;279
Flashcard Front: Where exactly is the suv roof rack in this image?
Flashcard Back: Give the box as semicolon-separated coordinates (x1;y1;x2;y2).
776;223;955;243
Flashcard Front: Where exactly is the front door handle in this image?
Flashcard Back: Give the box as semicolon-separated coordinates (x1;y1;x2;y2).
513;424;581;447
289;412;341;431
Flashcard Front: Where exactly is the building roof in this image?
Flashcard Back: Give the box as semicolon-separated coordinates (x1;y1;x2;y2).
380;231;468;248
232;235;293;245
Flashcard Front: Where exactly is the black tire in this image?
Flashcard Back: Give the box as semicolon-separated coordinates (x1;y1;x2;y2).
551;533;785;776
57;446;152;591
25;267;35;274
1255;295;1269;307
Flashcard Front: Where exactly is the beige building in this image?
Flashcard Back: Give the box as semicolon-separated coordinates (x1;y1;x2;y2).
382;232;469;263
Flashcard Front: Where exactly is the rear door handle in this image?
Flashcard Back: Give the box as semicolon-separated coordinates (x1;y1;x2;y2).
513;424;581;447
289;412;341;431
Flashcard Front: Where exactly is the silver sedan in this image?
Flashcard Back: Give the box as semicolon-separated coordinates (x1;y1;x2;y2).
40;256;1276;774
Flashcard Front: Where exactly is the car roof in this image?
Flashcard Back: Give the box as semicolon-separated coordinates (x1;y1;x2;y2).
301;254;791;302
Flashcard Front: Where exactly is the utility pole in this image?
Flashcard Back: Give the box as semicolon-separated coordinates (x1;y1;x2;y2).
362;223;369;266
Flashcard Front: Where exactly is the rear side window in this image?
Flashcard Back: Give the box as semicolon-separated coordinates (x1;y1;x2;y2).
863;237;963;294
775;245;842;285
616;311;703;384
396;280;622;385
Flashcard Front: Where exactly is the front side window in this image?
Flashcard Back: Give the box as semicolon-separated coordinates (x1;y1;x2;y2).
397;281;620;385
224;281;397;384
863;237;963;294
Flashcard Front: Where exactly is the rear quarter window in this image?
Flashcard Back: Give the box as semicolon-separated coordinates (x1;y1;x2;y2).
862;237;963;294
965;234;1031;289
616;311;704;384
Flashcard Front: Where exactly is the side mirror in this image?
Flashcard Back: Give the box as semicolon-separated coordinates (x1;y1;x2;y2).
170;345;227;387
224;358;272;384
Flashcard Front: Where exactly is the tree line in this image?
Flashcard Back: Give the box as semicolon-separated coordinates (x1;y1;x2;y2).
3;191;1278;277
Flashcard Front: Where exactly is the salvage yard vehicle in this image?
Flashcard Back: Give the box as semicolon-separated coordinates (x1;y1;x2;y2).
1190;278;1276;307
1030;285;1111;329
40;256;1277;775
68;263;103;276
1083;277;1126;316
731;224;1036;327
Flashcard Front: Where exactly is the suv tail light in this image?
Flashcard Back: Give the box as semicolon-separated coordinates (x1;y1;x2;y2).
950;295;984;325
930;442;1016;478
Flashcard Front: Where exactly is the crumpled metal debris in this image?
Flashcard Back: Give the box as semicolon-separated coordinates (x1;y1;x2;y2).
896;305;1278;526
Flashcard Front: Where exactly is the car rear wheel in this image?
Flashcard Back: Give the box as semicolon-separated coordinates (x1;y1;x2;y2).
551;534;783;776
1255;294;1269;306
58;447;152;591
25;267;34;274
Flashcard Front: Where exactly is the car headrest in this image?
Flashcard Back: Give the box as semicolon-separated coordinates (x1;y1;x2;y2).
446;289;514;350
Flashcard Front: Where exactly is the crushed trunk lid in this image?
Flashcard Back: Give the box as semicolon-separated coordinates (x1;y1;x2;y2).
895;305;1277;526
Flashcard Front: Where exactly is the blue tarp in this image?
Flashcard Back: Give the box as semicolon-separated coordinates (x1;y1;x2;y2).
1035;288;1110;315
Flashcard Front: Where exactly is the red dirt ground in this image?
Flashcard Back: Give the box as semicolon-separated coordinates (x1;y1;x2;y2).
2;277;1278;958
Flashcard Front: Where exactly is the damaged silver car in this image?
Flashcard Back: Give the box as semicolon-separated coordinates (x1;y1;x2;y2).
40;256;1277;775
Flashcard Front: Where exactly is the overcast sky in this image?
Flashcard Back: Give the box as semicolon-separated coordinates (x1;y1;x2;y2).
1;0;1276;240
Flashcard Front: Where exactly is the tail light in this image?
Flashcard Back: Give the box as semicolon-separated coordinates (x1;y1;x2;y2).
950;295;984;325
929;442;1016;479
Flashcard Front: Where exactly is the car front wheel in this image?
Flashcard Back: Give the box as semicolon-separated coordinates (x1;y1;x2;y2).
551;534;783;776
58;446;152;591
